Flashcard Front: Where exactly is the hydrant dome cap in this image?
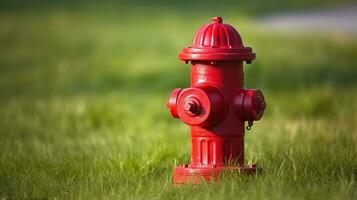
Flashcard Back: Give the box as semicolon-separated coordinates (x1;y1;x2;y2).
179;17;255;62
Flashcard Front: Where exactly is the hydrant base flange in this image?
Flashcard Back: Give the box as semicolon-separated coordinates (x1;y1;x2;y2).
173;165;260;185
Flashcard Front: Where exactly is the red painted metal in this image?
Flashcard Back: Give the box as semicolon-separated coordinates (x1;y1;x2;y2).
167;17;266;184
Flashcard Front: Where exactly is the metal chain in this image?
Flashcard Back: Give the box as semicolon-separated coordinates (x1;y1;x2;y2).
246;121;253;131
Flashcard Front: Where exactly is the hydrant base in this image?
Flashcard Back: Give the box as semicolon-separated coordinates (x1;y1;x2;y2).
173;165;260;185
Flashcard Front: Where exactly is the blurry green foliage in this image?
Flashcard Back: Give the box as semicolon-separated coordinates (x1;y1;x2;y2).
0;0;356;199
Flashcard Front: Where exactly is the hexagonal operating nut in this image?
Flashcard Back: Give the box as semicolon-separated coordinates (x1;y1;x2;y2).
183;98;201;116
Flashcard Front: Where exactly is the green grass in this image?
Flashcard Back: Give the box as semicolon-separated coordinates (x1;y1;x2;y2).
0;2;357;199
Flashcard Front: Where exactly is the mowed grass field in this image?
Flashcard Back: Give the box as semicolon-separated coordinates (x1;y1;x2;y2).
0;1;357;199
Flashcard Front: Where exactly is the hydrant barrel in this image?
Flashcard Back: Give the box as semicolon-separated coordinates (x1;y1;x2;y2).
167;17;266;184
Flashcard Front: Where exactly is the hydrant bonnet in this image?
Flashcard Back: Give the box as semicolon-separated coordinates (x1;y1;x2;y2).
179;17;256;62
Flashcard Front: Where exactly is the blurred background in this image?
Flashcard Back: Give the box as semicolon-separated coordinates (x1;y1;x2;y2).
0;0;356;199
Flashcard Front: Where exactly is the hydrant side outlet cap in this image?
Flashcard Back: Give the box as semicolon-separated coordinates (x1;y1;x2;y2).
179;17;256;62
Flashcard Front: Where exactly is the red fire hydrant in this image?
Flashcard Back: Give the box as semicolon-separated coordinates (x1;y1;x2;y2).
167;17;266;184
